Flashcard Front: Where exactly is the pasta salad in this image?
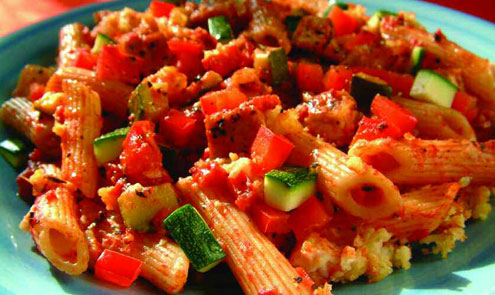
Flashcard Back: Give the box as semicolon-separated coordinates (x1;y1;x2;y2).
1;0;494;294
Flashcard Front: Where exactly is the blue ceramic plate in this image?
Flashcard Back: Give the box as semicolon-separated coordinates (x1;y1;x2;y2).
0;1;494;294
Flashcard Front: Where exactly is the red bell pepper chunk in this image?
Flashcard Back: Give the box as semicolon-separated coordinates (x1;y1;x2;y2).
251;203;291;234
200;88;248;115
250;125;294;172
28;83;45;101
371;95;418;134
159;109;198;147
328;6;359;37
322;66;354;91
120;120;171;186
96;45;144;84
296;63;324;93
149;0;175;18
352;116;402;143
191;162;229;189
94;249;142;287
70;48;98;70
452;91;479;122
167;39;204;57
344;31;378;51
289;196;332;240
167;39;205;79
202;39;254;77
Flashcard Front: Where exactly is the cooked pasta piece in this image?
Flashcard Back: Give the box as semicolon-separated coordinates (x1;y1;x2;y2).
393;97;476;140
380;20;495;109
177;177;316;295
55;81;102;198
349;137;495;185
59;23;92;68
12;64;55;97
367;183;461;242
247;0;291;52
266;109;402;219
0;97;60;157
20;186;89;275
46;67;132;118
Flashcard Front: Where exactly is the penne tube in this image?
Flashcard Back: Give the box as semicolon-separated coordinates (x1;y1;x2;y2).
56;81;102;198
349;137;495;185
21;186;89;275
367;183;460;242
267;110;402;219
12;64;55;97
59;23;92;68
247;0;291;53
0;97;60;157
177;177;315;295
392;97;476;140
46;67;132;118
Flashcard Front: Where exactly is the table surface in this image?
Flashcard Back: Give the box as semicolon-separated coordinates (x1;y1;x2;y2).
0;0;493;37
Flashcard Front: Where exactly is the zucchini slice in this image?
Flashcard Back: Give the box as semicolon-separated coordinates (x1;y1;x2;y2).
410;69;458;108
350;72;393;112
410;46;425;75
268;47;290;87
92;33;117;54
164;204;226;272
264;166;317;212
0;138;28;169
367;9;397;31
93;127;130;165
208;16;233;43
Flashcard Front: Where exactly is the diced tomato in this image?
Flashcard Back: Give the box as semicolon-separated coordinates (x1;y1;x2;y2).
202;39;254;77
191;161;230;190
167;39;205;80
452;91;479;122
149;0;175;18
352;116;402;143
200;88;248;115
322;66;354;91
371;95;418;134
69;48;98;70
250;94;282;112
344;31;378;51
328;6;359;37
297;63;324;93
250;125;294;172
28;83;45;101
96;45;144;84
159;109;198;147
251;203;290;234
120;121;171;186
94;249;142;287
289;197;332;240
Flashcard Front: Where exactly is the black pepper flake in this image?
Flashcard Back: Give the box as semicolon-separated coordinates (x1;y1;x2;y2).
232;114;240;122
312;284;319;291
148;42;156;49
362;185;374;192
377;123;388;130
316;193;323;201
115;229;122;235
129;56;137;62
136;190;146;198
434;33;442;42
351;225;357;231
435;57;441;64
138;50;146;57
294;277;303;284
422;148;427;152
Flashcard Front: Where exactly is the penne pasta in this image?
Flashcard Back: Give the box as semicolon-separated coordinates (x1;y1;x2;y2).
247;0;291;53
0;97;60;157
349;137;495;185
59;23;92;68
367;183;461;242
267;110;402;219
177;177;315;295
46;67;133;118
20;186;89;275
55;80;102;198
392;97;476;140
12;64;55;97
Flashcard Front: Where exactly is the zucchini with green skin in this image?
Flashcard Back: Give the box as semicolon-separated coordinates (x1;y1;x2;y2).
264;166;317;212
350;72;393;112
91;33;116;54
118;182;179;232
164;204;226;272
410;69;458;108
93;127;130;165
208;16;233;43
410;46;425;75
128;80;169;122
0;138;29;169
268;47;290;87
